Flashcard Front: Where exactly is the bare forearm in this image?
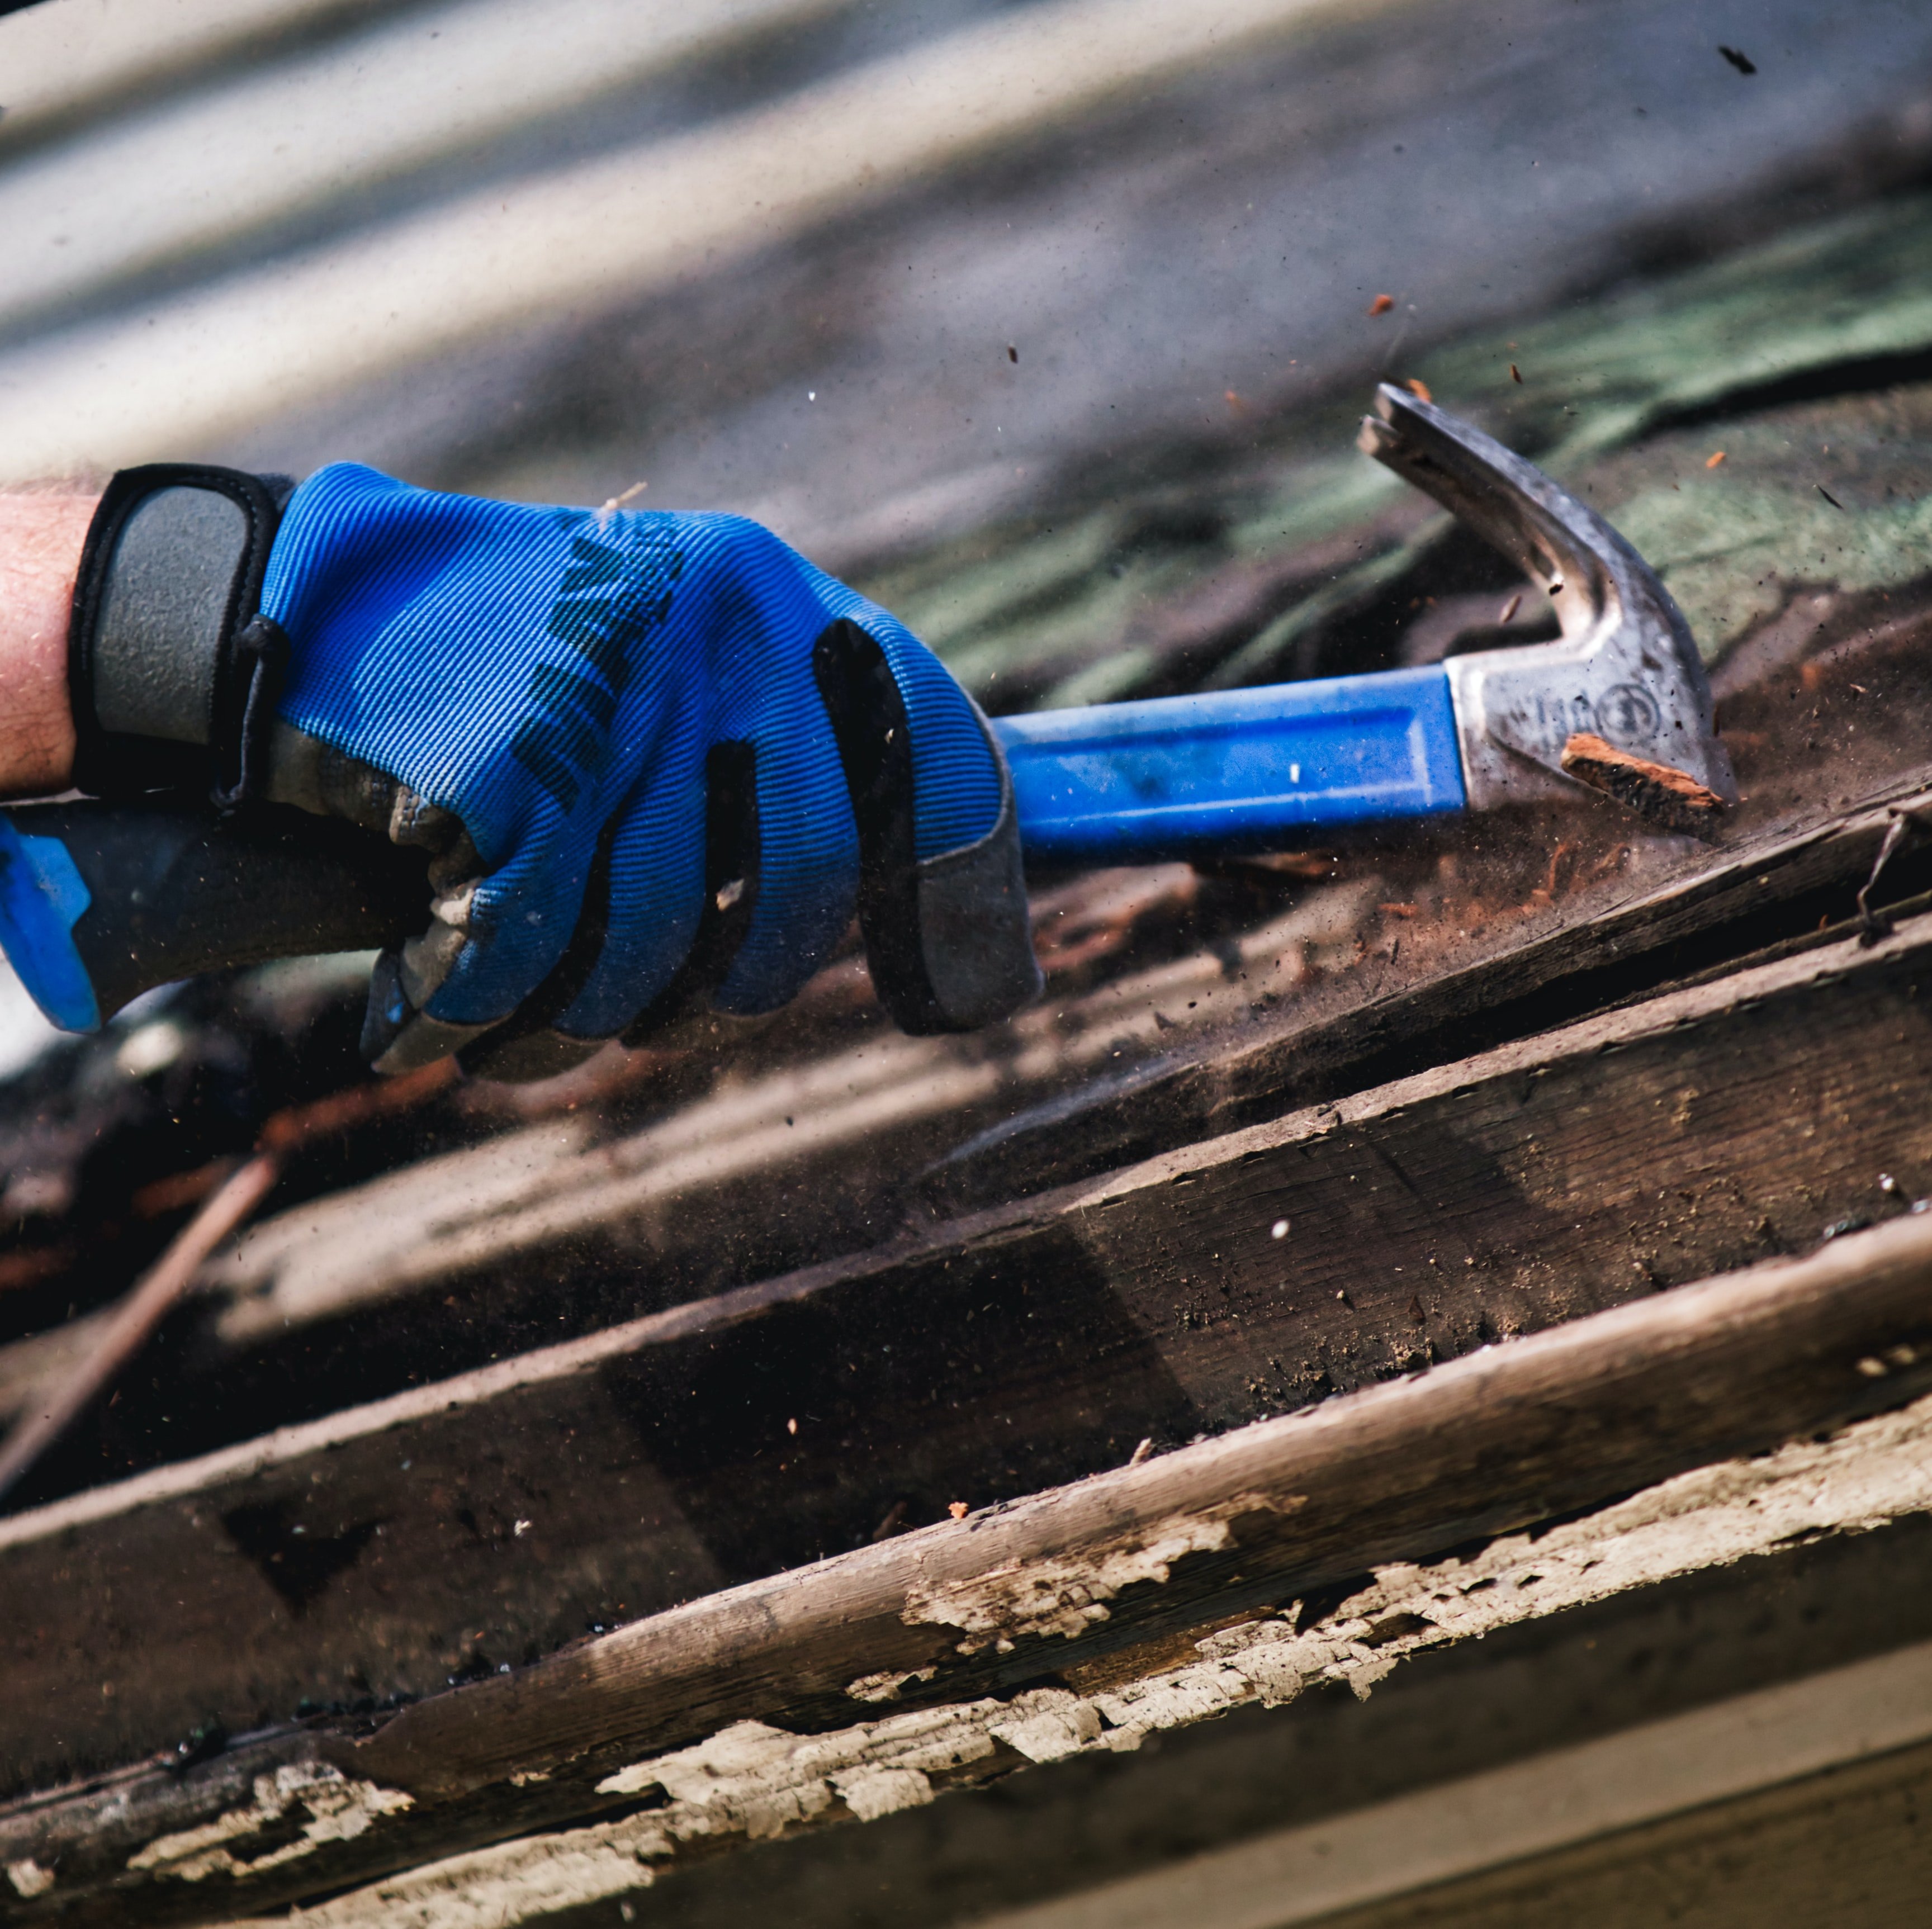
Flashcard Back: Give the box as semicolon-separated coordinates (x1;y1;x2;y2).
0;491;97;797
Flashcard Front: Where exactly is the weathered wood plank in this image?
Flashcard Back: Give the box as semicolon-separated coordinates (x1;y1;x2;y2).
10;1214;1932;1923
348;1207;1932;1799
3;907;1932;1813
1309;1727;1932;1929
944;766;1932;1201
10;765;1930;1525
220;1515;1932;1929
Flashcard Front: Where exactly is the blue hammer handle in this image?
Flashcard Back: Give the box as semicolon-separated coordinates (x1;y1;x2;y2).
0;800;427;1034
992;663;1463;867
0;666;1470;1033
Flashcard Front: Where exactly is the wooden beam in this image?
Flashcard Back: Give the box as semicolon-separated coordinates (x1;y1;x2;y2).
8;1210;1932;1921
964;1651;1932;1929
10;772;1930;1511
3;904;1932;1805
343;1208;1932;1798
966;769;1932;1197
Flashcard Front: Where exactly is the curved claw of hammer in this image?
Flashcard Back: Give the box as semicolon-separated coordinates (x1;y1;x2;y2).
1359;383;1737;820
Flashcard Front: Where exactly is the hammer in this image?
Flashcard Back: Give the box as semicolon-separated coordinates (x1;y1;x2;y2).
0;386;1734;1036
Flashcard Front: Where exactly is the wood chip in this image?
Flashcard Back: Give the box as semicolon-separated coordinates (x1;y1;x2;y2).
1560;733;1726;839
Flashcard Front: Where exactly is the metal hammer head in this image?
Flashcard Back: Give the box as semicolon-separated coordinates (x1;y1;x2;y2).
1358;383;1736;830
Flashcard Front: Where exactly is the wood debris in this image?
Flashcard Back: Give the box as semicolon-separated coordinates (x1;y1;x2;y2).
1560;731;1727;837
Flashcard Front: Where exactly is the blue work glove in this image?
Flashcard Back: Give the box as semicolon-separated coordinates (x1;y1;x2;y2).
249;465;1038;1079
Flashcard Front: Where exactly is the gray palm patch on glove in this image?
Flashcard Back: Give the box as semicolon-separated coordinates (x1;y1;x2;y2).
267;722;502;1073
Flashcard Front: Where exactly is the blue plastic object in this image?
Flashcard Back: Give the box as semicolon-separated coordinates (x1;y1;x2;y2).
0;817;100;1033
992;665;1466;866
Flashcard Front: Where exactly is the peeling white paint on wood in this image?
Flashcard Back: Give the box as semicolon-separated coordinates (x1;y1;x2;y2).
128;1762;412;1882
6;1857;53;1898
597;1705;997;1835
845;1664;939;1703
903;1492;1296;1651
238;1390;1932;1927
272;1836;657;1928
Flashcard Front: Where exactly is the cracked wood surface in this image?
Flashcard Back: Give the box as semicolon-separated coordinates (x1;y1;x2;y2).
9;1209;1932;1921
2;903;1932;1794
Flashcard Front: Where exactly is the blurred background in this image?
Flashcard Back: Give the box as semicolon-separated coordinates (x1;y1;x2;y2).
2;0;1931;1080
0;0;1926;539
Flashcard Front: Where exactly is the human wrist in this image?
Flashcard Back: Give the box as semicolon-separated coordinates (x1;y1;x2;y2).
0;491;97;798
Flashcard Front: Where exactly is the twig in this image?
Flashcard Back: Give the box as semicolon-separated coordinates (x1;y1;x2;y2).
594;480;647;527
0;1154;280;1506
1857;808;1926;944
256;1055;456;1151
0;1058;460;1508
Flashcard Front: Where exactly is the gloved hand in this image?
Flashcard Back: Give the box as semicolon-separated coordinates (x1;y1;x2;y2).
65;461;1038;1080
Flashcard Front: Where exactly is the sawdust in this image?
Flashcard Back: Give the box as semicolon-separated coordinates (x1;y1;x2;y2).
203;880;1378;1339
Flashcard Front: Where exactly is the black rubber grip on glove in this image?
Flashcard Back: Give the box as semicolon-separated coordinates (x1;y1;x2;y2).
815;618;1040;1035
68;464;295;805
812;619;949;1035
615;741;763;1046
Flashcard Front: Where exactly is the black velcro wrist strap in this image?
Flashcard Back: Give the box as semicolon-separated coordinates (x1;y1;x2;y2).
68;464;293;804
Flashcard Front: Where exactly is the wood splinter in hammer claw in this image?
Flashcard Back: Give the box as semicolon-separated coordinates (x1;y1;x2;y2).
1560;732;1727;840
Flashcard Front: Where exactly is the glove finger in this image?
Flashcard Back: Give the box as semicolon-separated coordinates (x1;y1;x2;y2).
455;808;638;1083
369;828;596;1072
361;943;493;1072
459;730;715;1077
546;740;712;1044
362;817;509;1072
446;810;626;1080
469;736;757;1070
711;719;858;1017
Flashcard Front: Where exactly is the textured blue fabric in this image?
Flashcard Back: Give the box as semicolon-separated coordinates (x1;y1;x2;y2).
259;464;1002;1036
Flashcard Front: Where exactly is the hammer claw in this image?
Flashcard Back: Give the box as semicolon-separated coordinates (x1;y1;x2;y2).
1360;384;1736;825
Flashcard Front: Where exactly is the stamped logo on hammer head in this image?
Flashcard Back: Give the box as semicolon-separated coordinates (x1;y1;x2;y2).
1593;681;1662;742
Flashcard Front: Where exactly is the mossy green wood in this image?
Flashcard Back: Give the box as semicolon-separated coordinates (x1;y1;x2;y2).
858;192;1932;702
